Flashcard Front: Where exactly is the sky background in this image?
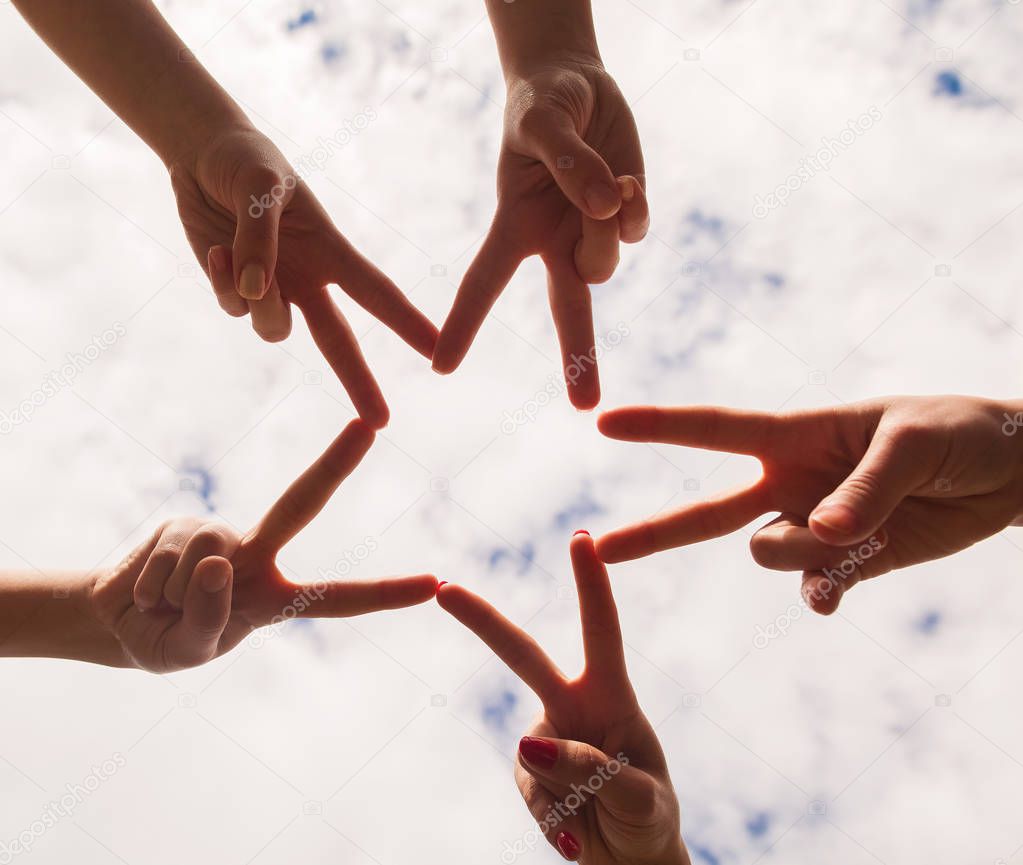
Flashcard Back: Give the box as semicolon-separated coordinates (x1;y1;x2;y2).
2;0;1023;862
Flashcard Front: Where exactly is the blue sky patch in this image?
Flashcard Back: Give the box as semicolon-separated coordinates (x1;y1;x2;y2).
286;8;318;31
482;688;517;732
934;70;962;97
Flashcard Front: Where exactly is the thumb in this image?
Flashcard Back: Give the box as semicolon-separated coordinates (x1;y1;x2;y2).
232;165;290;300
517;736;654;814
164;556;234;670
809;425;935;545
523;112;621;220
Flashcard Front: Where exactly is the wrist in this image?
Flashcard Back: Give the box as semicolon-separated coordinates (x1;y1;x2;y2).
487;0;601;82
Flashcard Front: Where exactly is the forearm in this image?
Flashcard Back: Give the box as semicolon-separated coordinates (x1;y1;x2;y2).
0;570;127;667
484;0;601;80
11;0;248;167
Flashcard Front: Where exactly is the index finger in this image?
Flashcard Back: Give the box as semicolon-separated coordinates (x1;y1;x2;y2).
437;583;565;706
297;290;389;429
331;236;438;360
597;481;771;563
249;419;375;553
432;221;524;375
598;405;781;457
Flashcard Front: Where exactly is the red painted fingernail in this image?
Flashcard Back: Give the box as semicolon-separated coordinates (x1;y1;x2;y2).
437;581;448;589
556;831;581;860
573;529;590;537
519;736;558;769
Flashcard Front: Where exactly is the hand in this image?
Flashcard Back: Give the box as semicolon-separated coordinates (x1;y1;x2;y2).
171;125;439;428
90;420;437;672
438;533;687;864
433;59;648;409
596;397;1023;614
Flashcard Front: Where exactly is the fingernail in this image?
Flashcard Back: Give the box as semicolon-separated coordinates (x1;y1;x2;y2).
437;581;448;589
556;831;581;861
200;564;230;594
811;503;857;536
618;176;636;202
208;245;228;273
238;262;266;300
519;736;558;769
584;181;620;218
573;529;590;537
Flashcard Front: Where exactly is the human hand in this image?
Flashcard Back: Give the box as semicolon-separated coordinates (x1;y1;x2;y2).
596;397;1023;613
171;125;438;428
438;533;687;864
433;57;648;409
90;420;437;672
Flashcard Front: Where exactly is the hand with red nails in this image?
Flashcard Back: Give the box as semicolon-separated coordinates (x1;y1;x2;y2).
596;396;1023;614
81;420;437;672
11;0;436;430
438;533;689;865
432;0;648;410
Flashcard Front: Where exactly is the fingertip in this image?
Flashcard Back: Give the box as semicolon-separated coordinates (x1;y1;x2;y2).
594;532;628;564
431;336;465;376
238;262;268;300
808;504;859;544
802;571;844;615
556;831;582;861
568;380;601;412
208;244;229;274
359;399;390;430
198;556;232;594
617;175;637;203
583;180;621;220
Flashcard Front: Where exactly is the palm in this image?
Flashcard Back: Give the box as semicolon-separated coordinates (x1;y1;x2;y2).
522;708;670;864
495;66;643;260
596;397;1023;610
90;421;437;673
433;63;648;410
169;127;437;426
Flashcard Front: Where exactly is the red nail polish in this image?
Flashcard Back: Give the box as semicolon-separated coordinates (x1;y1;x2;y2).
437;581;448;589
519;736;558;769
556;831;581;860
573;529;590;537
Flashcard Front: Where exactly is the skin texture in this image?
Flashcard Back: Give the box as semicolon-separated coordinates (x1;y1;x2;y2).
11;0;437;430
174;126;438;428
438;534;689;865
433;0;648;410
0;421;437;671
596;396;1023;614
